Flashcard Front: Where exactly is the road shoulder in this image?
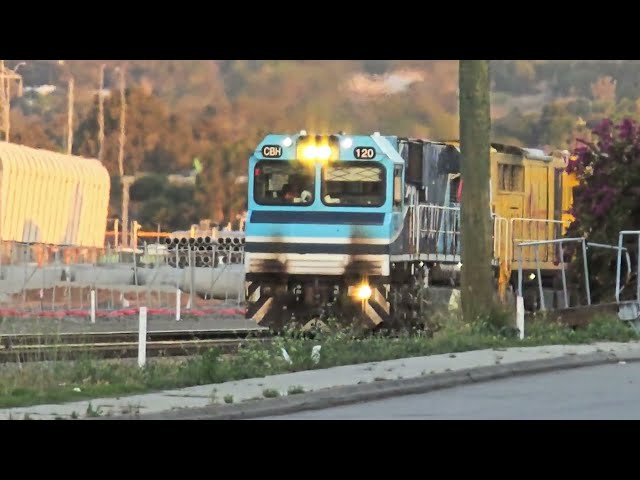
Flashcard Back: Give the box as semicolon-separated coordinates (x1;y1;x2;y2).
2;341;639;420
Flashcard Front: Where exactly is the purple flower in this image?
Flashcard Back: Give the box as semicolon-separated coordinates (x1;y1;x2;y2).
593;118;613;137
616;118;636;141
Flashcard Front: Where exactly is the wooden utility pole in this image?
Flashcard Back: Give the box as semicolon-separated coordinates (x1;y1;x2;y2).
458;60;496;322
117;66;129;248
67;76;74;154
98;64;105;161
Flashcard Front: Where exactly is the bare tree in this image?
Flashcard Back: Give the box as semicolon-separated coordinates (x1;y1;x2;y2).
67;76;74;154
116;65;131;249
118;66;126;179
98;63;105;161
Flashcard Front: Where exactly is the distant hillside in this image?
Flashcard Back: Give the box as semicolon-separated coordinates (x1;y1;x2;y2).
3;59;640;230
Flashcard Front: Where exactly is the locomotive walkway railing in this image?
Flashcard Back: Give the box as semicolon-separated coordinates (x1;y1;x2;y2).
411;204;570;269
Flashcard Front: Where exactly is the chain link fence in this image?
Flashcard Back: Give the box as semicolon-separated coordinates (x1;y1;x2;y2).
0;235;246;319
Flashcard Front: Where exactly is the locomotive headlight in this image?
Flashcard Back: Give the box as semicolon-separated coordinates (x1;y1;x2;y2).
354;284;372;301
297;135;339;161
317;145;332;160
282;137;293;147
301;144;332;161
302;145;317;160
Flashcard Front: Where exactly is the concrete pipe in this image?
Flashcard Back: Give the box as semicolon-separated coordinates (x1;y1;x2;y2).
136;265;182;288
71;264;134;287
217;238;225;245
180;263;245;300
179;237;188;246
232;237;240;245
204;236;212;244
132;265;244;301
0;266;65;295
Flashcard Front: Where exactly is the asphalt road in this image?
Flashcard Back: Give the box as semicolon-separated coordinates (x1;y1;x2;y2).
260;362;640;419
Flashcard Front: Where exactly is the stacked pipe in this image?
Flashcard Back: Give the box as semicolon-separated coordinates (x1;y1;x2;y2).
164;230;245;269
215;231;245;267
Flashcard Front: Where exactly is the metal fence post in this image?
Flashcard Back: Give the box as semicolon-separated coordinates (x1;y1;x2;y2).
189;247;195;310
636;234;640;303
517;245;523;297
534;247;545;311
581;238;591;306
558;241;569;308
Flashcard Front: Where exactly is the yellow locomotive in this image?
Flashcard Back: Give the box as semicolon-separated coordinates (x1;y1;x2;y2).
423;140;579;308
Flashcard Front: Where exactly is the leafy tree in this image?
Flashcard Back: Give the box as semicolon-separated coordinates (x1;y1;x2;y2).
490;60;539;95
13;59;640;238
130;175;168;201
129;178;200;231
564;118;640;303
492;107;537;145
195;140;252;227
535;102;576;149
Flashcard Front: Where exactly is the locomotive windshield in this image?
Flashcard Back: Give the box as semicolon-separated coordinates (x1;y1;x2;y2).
253;160;315;206
321;162;385;207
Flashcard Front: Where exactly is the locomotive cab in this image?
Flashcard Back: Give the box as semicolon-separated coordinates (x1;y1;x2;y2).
244;132;406;330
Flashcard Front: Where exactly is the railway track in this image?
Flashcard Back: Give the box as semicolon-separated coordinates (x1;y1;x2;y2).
0;328;272;363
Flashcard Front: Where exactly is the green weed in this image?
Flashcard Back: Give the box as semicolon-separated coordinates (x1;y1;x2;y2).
0;313;636;409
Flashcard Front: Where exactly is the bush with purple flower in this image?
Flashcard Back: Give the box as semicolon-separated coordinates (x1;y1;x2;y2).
564;118;640;303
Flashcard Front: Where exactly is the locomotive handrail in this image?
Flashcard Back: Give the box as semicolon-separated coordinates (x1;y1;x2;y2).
414;204;461;258
508;217;570;265
413;204;511;263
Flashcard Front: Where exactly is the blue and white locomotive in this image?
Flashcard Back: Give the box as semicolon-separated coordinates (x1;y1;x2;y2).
244;131;469;330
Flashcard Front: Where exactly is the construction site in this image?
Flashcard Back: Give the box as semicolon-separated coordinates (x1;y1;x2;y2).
0;61;246;324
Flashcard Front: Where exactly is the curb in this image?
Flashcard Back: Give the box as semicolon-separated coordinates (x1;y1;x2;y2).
102;349;640;420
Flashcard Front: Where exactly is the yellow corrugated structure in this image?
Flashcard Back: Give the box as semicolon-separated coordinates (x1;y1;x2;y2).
0;141;110;248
